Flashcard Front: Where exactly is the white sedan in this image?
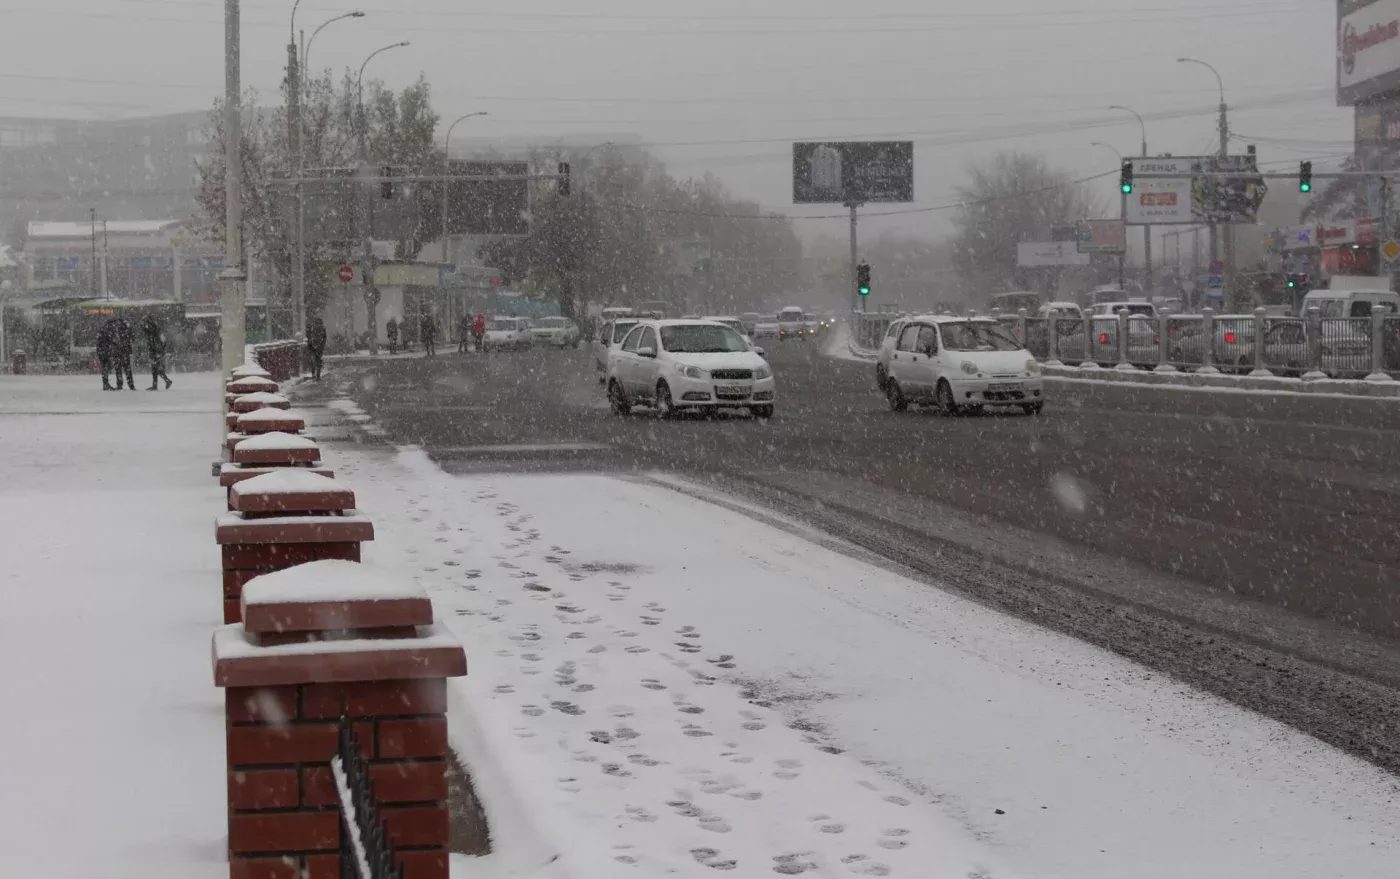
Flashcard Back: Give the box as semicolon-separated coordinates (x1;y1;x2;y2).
606;319;776;418
531;316;581;348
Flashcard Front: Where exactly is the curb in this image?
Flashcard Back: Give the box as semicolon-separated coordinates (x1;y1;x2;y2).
1043;364;1400;399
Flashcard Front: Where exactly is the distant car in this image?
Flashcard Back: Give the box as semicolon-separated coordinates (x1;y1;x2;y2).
740;312;764;335
777;307;808;340
1089;301;1156;318
606;319;776;418
593;318;640;382
530;316;581;349
882;315;1043;415
483;316;533;352
752;316;780;339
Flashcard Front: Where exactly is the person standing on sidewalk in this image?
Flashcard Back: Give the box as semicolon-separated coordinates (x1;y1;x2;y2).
141;315;173;390
307;317;327;381
111;315;136;390
472;312;487;352
96;318;116;390
421;312;438;358
386;316;399;355
457;314;471;354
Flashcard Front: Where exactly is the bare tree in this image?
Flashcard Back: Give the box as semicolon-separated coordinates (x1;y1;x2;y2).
951;152;1103;292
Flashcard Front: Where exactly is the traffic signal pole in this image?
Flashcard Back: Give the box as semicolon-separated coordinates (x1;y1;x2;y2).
220;0;247;393
848;202;861;313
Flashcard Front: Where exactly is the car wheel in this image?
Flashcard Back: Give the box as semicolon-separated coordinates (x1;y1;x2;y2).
655;381;677;418
886;379;908;412
936;379;960;415
608;379;631;416
875;365;888;391
1022;402;1044;416
751;405;774;419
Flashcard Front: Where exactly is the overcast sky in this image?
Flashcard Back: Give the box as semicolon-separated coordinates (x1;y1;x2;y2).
0;0;1350;241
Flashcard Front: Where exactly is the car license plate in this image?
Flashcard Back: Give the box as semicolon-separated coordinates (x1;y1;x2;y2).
716;383;750;395
988;382;1023;392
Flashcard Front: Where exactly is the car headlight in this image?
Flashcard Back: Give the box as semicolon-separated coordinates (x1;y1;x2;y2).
680;365;708;379
960;361;979;375
1025;359;1041;374
753;365;772;380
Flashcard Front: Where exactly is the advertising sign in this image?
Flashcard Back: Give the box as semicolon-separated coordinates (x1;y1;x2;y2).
792;141;914;204
444;161;531;236
1339;0;1400;104
1076;219;1126;254
1124;156;1266;225
1016;241;1092;268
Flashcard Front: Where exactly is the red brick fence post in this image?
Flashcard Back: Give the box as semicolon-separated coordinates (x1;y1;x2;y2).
213;560;466;879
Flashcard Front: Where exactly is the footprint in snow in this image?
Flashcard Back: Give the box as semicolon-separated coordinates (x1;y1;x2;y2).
556;776;581;793
774;758;802;780
567;632;587;640
640;616;661;626
493;684;515;695
628;753;660;767
618;630;639;638
521;705;545;717
676;642;703;654
691;848;737;870
523;583;551;592
601;763;631;777
774;853;818;875
609;705;636;718
443;560;460;567
742;721;767;731
840;854;891;876
625;806;657;823
682;724;713;738
810;815;845;834
615;726;641;741
551;701;584;716
676;704;705;715
877;828;910;850
625;646;650;654
883;795;911;807
640;680;667;691
587;645;607;654
511;727;535;739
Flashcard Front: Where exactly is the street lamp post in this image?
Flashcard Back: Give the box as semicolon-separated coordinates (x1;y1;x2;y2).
440;111;488;262
1109;104;1152;293
1178;57;1232;305
220;0;246;390
353;41;409;353
1092;142;1126;288
357;42;410;157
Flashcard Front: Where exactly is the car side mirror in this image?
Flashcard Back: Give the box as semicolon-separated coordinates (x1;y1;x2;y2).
754;346;766;358
637;346;656;358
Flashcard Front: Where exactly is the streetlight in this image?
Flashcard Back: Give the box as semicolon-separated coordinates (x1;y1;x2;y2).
1090;141;1122;164
303;11;365;90
1178;56;1231;303
440;111;489;262
1091;143;1127;288
1109;104;1152;292
357;41;411;152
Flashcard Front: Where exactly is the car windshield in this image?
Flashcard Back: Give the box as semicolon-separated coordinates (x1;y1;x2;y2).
938;321;1023;352
537;318;567;328
660;324;749;353
1309;299;1347;318
1117;304;1155;317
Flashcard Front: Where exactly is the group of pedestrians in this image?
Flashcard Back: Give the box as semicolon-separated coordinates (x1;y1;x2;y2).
96;315;172;391
382;313;486;357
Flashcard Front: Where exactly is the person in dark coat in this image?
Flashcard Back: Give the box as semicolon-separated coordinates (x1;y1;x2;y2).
386;317;399;356
142;315;172;390
111;315;135;390
307;317;327;380
457;314;471;354
421;313;437;358
96;318;116;390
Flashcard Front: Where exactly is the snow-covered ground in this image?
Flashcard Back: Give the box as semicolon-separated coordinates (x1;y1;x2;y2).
312;400;1400;879
0;374;227;878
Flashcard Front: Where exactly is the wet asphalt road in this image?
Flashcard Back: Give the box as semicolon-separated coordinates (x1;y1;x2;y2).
305;338;1400;774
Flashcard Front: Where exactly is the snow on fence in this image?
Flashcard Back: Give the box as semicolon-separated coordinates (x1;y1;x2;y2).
252;340;304;382
333;719;404;879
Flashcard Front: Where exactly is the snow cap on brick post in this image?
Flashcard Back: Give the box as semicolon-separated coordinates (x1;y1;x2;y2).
237;407;307;436
212;561;466;879
227;376;279;396
217;469;369;623
230;363;273;380
227;392;294;430
231;432;321;466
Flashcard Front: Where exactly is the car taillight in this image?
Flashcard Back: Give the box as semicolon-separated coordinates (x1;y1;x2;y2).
1098;333;1109;344
1224;331;1237;344
1154;335;1160;344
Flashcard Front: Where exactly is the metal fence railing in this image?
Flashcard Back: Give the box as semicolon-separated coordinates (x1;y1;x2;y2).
333;718;403;879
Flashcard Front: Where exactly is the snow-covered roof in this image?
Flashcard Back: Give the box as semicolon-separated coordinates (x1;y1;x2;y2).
27;220;181;239
0;244;15;269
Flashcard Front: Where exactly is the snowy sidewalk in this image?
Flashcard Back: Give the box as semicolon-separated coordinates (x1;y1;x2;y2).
307;398;1400;879
0;374;227;878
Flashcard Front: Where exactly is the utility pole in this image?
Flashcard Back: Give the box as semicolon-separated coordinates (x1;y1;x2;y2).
220;0;247;384
847;203;861;313
286;35;303;338
1110;106;1151;292
89;208;97;298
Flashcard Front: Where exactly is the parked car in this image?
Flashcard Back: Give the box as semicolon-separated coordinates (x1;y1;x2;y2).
530;316;581;349
483;316;534;352
874;316;911;391
1263;319;1371;377
593;318;640;382
881;316;1043;415
1089;300;1157;318
606;319;776;418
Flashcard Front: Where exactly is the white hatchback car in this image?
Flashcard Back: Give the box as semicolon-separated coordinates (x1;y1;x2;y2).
883;316;1044;415
607;320;776;418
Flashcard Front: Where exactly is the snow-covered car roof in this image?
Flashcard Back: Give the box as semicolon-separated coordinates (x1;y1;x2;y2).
903;314;1001;324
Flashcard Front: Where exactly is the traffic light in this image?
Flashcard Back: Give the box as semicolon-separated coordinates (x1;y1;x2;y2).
857;262;871;296
1286;272;1310;293
379;164;394;199
1120;160;1134;194
558;162;571;197
1299;161;1312;193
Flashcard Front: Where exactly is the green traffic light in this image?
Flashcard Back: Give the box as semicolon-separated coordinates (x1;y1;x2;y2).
1121;184;1132;194
859;286;870;296
1299;182;1311;192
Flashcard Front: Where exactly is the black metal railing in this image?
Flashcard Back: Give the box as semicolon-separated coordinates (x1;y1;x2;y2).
335;718;403;879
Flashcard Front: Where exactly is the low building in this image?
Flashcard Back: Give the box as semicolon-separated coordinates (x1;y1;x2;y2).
20;219;224;302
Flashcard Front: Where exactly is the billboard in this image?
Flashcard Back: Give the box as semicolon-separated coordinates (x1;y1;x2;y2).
444;161;530;236
1077;219;1126;254
1339;0;1400;104
1016;241;1091;267
1123;156;1267;226
792;141;914;204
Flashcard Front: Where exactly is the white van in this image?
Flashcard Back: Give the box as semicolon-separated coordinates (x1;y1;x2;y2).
1306;281;1400;318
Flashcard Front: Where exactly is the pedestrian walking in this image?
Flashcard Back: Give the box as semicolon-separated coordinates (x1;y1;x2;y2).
421;313;438;358
96;318;116;390
457;314;471;354
307;317;327;381
111;315;135;391
472;313;487;352
386;317;399;356
141;315;172;390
